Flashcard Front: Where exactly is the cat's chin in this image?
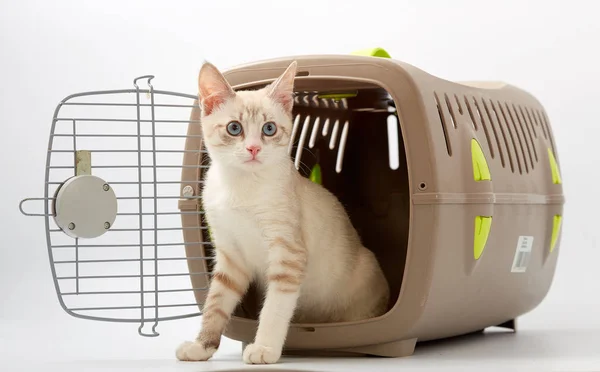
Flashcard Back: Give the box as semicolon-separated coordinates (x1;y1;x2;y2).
229;160;268;173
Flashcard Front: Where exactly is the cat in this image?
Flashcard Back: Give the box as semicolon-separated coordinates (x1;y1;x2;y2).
176;60;390;364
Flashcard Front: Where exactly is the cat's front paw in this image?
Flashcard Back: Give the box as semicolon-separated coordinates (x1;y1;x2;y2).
243;343;281;364
175;341;216;362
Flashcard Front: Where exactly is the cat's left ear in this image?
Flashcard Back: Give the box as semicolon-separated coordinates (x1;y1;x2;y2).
268;61;297;113
198;62;236;116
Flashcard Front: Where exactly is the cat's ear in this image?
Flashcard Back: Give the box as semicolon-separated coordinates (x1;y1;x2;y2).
268;61;297;113
198;62;235;116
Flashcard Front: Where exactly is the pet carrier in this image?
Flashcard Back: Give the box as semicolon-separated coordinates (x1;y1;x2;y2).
20;48;564;357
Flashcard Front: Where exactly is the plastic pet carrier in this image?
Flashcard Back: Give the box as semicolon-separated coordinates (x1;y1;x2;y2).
20;48;564;357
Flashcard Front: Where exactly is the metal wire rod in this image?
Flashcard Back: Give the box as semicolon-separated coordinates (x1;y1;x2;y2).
47;165;209;169
62;102;199;108
61;287;209;296
51;133;202;138
53;256;212;264
70;303;199;311
56;272;210;280
50;226;208;233
31;211;203;217
48;149;207;154
51;242;212;248
55;118;200;123
47;180;204;185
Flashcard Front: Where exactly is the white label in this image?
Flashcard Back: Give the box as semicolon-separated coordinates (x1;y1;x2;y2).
511;236;533;273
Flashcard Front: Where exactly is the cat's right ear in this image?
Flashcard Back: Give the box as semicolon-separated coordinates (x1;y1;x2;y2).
198;62;235;116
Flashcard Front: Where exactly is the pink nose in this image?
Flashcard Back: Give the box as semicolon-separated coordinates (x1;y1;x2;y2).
246;145;261;158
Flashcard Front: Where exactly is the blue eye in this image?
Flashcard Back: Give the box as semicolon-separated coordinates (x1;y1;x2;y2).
262;122;277;136
226;121;243;136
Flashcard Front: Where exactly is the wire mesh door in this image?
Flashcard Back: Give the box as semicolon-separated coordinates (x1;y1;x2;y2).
19;76;210;337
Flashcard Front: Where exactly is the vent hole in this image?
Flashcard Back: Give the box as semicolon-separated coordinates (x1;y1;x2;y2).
454;94;463;115
296;71;310;77
536;110;548;140
491;100;519;174
434;92;452;156
473;97;495;159
499;101;529;174
464;96;478;130
514;104;536;169
540;111;556;154
523;106;539;163
523;106;538;140
482;99;507;169
444;93;458;128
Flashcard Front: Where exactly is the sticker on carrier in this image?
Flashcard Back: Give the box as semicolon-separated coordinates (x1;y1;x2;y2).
511;236;534;273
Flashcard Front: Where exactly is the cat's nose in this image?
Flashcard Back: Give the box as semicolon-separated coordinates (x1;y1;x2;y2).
246;145;261;158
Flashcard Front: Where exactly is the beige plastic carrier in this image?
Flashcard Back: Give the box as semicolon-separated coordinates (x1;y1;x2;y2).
178;48;564;357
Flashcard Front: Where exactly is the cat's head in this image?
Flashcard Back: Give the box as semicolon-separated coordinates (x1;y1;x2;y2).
197;61;297;172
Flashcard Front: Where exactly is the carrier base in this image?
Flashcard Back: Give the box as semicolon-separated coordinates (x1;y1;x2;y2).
243;338;418;358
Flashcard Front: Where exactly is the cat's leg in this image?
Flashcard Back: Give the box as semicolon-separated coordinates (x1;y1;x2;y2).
176;247;251;362
243;237;307;364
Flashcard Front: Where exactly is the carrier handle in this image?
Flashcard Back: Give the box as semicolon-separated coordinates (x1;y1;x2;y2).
351;47;391;58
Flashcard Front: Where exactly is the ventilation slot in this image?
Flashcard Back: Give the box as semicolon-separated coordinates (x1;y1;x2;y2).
481;98;505;168
492;100;522;174
506;105;537;169
521;106;539;162
454;94;463;115
444;93;458;129
472;97;495;159
535;109;548;140
434;92;452;156
523;107;538;139
540;110;556;155
505;103;534;171
464;96;478;130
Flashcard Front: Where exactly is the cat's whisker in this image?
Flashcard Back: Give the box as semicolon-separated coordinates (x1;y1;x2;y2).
288;114;302;155
294;116;312;170
293;162;310;175
291;146;317;161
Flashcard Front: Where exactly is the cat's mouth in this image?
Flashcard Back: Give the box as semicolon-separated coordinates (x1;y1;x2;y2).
244;159;262;164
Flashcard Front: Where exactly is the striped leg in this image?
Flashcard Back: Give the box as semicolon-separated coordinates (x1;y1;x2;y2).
243;237;307;364
176;249;251;361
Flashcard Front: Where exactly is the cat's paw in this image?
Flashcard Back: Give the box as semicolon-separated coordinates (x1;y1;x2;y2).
243;343;281;364
175;341;216;362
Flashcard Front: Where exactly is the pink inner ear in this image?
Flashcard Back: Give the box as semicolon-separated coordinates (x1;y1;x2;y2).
272;90;294;112
201;92;229;116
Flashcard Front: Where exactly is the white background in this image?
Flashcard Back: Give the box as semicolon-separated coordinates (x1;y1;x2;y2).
1;0;599;371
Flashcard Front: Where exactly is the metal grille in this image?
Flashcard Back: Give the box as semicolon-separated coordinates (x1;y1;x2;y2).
19;78;400;336
19;76;210;337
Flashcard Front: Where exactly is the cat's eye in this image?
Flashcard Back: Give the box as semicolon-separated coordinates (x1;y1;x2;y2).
226;121;243;136
262;122;277;136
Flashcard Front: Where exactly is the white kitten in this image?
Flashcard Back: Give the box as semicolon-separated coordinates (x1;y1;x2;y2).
176;61;389;364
